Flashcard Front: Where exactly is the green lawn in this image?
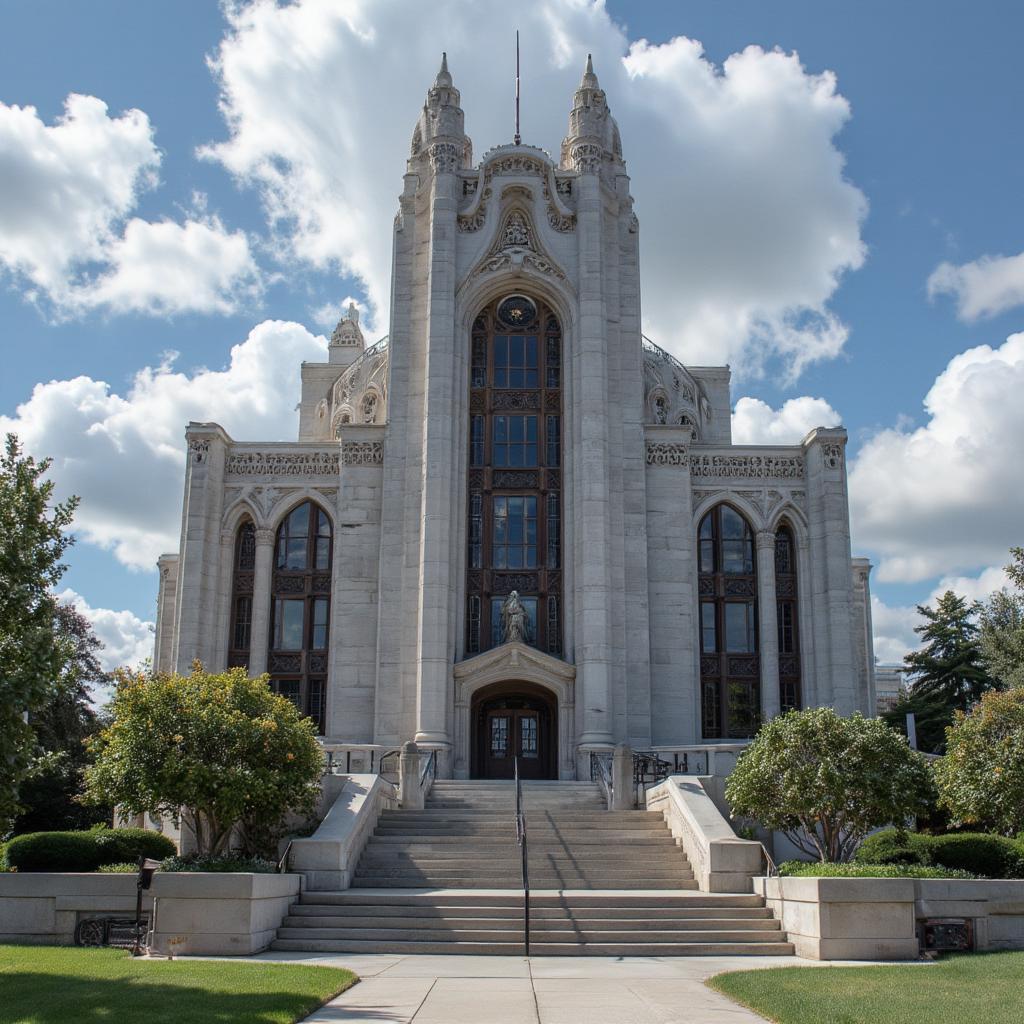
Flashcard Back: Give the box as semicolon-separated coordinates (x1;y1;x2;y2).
708;951;1024;1024
0;944;356;1024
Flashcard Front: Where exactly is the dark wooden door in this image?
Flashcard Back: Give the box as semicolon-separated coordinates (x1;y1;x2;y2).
480;705;550;779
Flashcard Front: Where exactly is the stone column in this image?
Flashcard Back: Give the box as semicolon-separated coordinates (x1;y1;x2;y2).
756;529;781;723
248;528;275;677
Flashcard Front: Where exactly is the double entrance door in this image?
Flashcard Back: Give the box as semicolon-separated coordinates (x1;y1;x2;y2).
475;691;554;780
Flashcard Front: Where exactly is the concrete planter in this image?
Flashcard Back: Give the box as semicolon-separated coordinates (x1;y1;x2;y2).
0;871;301;956
755;875;1024;960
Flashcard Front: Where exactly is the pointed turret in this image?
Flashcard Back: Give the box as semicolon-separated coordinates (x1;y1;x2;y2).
330;301;365;352
408;52;471;172
560;53;623;173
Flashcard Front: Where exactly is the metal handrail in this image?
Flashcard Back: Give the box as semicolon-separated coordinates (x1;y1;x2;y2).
420;749;438;787
277;840;293;874
759;842;780;878
514;756;530;956
589;751;613;807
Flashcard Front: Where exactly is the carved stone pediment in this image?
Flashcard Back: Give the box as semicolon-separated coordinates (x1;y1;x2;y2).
453;641;576;705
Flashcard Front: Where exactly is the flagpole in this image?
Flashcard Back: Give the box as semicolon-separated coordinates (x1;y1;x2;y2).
514;30;521;145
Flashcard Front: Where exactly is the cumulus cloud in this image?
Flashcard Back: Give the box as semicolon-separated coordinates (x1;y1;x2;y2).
204;0;866;375
0;321;327;569
0;94;260;316
56;588;154;673
928;251;1024;321
731;395;842;444
849;332;1024;583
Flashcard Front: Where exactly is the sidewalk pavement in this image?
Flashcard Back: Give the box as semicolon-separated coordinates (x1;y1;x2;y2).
215;951;898;1023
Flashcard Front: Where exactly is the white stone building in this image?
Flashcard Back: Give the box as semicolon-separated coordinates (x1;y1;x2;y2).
153;56;876;780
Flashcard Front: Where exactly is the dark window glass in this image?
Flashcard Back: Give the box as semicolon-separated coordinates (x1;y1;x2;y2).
229;520;256;666
236;523;256;571
467;595;481;654
725;602;756;653
273;599;305;650
778;602;796;654
490;716;509;756
546;492;560;569
493;415;538;467
312;597;329;649
775;530;793;576
699;514;715;573
468;493;483;569
721;507;753;573
726;680;759;738
277;505;310;569
492;495;538;569
546;318;561;388
546;415;560;467
521;716;538;757
701;601;717;653
546;596;561;656
315;510;331;569
470;415;485;466
775;523;801;712
233;595;252;651
273;679;301;712
493;334;539;388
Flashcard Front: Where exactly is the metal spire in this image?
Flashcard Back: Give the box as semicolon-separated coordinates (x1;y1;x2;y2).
514;30;521;145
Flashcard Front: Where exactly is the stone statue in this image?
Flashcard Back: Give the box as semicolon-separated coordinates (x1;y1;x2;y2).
500;590;530;644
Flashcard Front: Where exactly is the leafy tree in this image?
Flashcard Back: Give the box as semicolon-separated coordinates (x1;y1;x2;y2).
904;590;994;710
0;434;78;825
934;688;1024;837
882;686;957;755
725;707;935;862
86;665;323;856
978;548;1024;690
13;603;112;834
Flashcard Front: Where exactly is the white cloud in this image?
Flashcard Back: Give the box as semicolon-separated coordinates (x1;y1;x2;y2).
0;321;328;569
0;94;260;316
56;588;153;673
928;251;1024;321
204;0;866;375
731;395;842;444
310;295;365;331
849;332;1024;583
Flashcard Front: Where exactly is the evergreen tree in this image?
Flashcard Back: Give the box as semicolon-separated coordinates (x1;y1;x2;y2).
13;604;112;834
903;590;994;711
881;686;956;755
0;434;78;825
978;548;1024;689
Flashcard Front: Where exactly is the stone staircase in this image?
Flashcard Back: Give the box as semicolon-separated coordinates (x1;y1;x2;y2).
272;780;794;955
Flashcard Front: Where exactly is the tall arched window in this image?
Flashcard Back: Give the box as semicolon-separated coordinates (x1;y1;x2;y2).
268;501;332;733
775;522;801;712
465;294;562;656
228;520;256;669
698;504;760;738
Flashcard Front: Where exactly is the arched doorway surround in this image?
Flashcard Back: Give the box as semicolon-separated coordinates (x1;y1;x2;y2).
471;681;557;780
452;642;576;780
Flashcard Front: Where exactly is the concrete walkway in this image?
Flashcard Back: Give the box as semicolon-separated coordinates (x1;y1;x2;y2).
229;950;884;1023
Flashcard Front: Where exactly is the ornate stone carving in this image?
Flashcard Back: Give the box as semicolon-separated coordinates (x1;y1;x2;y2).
340;441;384;467
254;528;275;546
469;206;567;283
645;442;689;466
689;454;804;480
823;443;843;469
492;574;539;596
491;390;541;410
226;450;340;477
462;178;478;197
492;470;538;489
429;141;462;174
569;142;602;173
458;186;491;231
555;177;573;196
189;439;211;464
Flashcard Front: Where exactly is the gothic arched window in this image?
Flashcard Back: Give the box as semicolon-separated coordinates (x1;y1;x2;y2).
698;504;760;738
465;296;562;656
775;522;801;712
267;501;332;733
228;520;256;669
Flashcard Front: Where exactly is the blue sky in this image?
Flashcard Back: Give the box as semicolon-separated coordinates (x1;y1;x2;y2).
0;0;1021;670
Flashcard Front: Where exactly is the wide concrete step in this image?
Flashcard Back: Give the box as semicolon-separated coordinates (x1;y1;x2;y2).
360;849;687;863
270;937;794;956
291;903;773;921
284;914;779;932
353;878;700;889
366;836;679;848
299;891;766;907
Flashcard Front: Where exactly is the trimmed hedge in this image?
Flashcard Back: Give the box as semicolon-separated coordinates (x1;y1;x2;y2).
778;860;974;879
5;828;176;873
855;829;1024;879
161;853;278;874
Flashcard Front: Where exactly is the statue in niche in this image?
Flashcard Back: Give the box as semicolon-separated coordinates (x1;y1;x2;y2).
654;395;668;424
361;393;377;423
500;590;531;645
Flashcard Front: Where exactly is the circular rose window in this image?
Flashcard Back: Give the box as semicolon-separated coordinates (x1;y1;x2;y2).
496;294;537;330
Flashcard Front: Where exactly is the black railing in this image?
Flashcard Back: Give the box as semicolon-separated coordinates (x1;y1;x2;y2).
420;748;438;789
514;756;530;956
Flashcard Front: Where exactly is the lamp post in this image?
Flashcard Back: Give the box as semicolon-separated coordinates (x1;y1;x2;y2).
133;858;161;956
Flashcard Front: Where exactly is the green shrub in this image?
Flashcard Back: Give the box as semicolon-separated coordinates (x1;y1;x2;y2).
161;853;278;874
93;827;176;864
97;862;138;873
778;861;975;879
5;831;104;872
4;827;176;872
854;828;1024;878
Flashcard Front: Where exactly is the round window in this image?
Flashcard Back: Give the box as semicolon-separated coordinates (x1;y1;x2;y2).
496;294;537;330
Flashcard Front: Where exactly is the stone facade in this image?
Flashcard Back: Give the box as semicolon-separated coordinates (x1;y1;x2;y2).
154;57;875;778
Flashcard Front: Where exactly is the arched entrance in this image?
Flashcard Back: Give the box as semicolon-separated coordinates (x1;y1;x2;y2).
471;680;557;780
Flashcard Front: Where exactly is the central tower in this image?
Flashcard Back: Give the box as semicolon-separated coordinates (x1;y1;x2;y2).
372;55;652;778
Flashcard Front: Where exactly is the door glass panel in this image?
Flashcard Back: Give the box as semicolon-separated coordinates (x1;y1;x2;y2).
520;716;538;758
490;716;509;757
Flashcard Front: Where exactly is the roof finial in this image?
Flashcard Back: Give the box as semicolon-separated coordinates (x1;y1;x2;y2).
581;52;599;90
435;51;453;88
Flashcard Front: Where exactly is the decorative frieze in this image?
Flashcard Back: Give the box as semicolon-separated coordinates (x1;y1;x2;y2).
645;442;689;466
689;454;804;480
340;441;384;467
226;450;340;477
823;443;843;469
188;439;211;464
